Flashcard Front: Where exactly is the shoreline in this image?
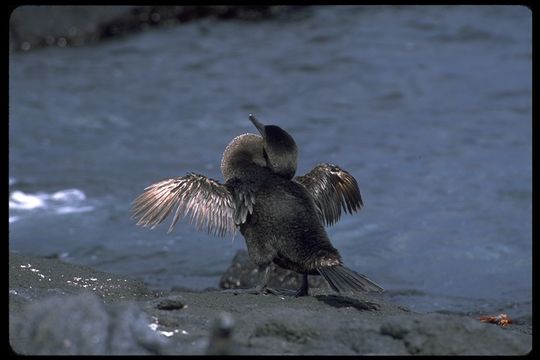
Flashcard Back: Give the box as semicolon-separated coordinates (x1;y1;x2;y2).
9;251;532;355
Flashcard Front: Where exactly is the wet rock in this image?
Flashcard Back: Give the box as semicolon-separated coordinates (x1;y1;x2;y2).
9;292;169;355
8;252;532;355
379;314;531;355
335;322;408;355
9;6;306;52
9;252;155;315
154;297;188;311
9;6;136;52
219;250;326;291
252;320;319;345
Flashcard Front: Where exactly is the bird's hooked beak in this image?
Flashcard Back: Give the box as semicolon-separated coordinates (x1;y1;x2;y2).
249;114;265;137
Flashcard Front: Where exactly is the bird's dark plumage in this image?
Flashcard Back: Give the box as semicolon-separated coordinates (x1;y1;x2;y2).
131;114;382;296
249;114;297;179
295;164;363;226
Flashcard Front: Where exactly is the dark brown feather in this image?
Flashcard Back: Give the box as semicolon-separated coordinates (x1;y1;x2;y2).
295;163;363;226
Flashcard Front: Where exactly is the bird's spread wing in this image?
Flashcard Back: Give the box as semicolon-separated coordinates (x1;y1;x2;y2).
131;173;237;236
295;164;363;226
225;178;257;226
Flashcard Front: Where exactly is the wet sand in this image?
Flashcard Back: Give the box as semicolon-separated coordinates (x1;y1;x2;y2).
9;252;531;355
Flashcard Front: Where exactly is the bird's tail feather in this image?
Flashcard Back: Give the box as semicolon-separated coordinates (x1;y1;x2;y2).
317;265;383;293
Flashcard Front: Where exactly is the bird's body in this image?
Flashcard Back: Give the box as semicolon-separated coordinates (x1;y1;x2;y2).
234;165;340;275
132;115;382;296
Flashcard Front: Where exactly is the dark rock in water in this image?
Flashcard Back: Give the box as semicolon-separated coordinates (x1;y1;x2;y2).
9;6;136;52
9;5;307;52
9;292;168;355
219;250;326;291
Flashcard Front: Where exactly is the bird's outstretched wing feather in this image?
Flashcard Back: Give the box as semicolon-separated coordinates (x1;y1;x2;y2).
295;164;363;226
225;177;257;226
131;173;237;236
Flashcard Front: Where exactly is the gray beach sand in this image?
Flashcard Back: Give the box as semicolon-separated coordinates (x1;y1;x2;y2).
9;251;531;355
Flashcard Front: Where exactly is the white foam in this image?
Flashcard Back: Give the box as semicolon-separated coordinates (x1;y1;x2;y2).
55;205;94;214
9;188;95;217
51;189;86;201
9;191;46;210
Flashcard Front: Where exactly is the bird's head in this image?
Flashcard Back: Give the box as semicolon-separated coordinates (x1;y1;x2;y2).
249;114;298;179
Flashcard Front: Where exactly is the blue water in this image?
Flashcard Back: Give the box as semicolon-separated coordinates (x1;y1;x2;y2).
9;5;531;317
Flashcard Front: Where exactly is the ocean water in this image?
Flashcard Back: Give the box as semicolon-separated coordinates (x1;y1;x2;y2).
9;6;531;317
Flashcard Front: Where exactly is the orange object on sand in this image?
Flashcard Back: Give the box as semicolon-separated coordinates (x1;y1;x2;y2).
476;313;512;327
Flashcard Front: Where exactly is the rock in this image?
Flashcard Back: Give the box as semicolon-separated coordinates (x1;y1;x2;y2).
154;296;188;311
219;250;326;291
8;252;532;355
379;314;531;355
9;6;137;51
9;252;155;314
9;292;169;355
9;6;306;52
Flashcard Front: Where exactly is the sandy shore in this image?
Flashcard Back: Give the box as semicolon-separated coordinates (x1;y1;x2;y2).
9;251;531;355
